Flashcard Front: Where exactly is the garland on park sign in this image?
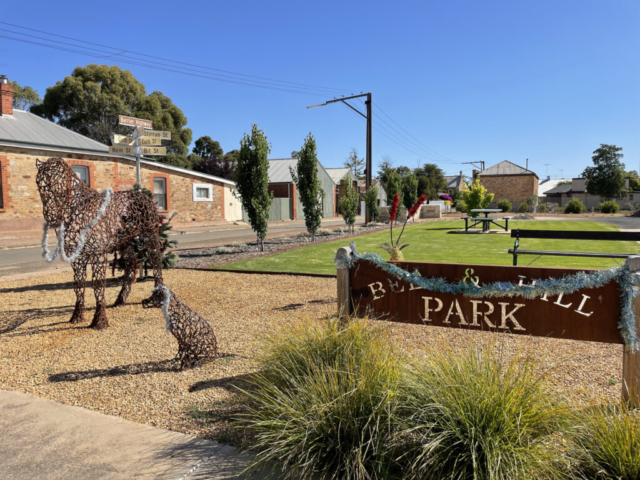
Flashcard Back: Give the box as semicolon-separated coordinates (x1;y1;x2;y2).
335;241;640;351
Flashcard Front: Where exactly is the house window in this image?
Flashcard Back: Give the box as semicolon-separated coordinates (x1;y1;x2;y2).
153;177;167;210
192;183;213;202
629;194;634;201
72;166;89;185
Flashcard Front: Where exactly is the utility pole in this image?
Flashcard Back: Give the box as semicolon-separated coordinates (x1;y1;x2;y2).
308;93;372;223
462;161;484;172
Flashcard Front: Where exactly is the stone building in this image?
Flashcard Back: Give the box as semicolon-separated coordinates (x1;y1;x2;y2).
0;77;238;237
545;177;640;210
477;160;539;208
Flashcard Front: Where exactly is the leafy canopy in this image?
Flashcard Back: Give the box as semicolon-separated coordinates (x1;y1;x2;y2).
339;183;359;230
462;179;494;217
290;133;324;239
10;81;42;111
192;136;223;159
364;184;380;222
416;163;447;200
31;64;192;155
401;174;419;211
344;147;365;179
582;144;625;198
234;124;273;250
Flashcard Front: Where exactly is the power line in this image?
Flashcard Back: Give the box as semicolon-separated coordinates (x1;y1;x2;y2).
0;24;352;97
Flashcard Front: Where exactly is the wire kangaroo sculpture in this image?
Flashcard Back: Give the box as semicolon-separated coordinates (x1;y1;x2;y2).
36;158;164;329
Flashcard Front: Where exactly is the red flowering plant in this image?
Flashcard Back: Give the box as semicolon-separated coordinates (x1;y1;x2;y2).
380;194;427;260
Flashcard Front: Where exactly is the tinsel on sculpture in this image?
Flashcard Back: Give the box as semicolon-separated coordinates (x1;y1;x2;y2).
336;242;640;351
36;158;165;329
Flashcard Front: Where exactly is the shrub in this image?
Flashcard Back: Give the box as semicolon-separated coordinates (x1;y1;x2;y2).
568;404;640;479
623;202;633;211
396;340;568;480
591;206;595;213
599;201;620;214
215;246;235;254
239;318;403;479
565;198;586;214
555;206;564;213
538;203;547;213
461;180;494;217
454;198;467;213
497;199;512;212
518;201;530;213
229;242;247;248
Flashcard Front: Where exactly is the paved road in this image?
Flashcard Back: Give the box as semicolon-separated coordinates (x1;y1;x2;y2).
0;390;266;480
0;217;361;279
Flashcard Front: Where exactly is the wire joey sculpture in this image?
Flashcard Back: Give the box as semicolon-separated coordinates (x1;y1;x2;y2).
143;285;218;369
37;158;165;329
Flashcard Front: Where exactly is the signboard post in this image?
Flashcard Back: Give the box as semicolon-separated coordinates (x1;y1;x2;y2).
337;251;640;406
114;116;171;187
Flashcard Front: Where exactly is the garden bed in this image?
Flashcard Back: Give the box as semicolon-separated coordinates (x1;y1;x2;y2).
0;268;627;447
175;224;387;269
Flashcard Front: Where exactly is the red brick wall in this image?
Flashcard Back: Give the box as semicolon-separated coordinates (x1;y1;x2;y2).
0;155;11;211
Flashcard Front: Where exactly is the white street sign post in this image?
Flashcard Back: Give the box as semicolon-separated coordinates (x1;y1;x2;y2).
116;116;170;186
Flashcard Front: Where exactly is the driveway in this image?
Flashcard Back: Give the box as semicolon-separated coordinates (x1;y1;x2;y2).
0;217;362;280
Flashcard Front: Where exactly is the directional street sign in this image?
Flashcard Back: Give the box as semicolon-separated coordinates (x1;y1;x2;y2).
140;146;166;156
142;130;171;140
138;137;162;146
109;145;135;155
118;115;153;129
112;134;135;145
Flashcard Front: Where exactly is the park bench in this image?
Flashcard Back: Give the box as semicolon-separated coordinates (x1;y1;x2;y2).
508;228;640;265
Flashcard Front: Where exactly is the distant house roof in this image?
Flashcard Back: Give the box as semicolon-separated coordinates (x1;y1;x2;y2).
444;175;470;189
479;160;538;178
325;167;354;184
544;183;573;195
538;178;572;196
0;109;234;185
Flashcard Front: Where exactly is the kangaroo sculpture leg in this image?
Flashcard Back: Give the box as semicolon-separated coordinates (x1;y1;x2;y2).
113;245;136;307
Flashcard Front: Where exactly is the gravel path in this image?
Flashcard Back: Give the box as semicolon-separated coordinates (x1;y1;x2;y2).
0;269;625;445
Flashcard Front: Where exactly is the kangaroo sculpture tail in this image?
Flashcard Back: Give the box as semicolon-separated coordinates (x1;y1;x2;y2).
143;285;218;369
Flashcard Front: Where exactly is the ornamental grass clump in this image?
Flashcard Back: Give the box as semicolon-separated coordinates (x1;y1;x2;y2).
568;403;640;479
396;339;569;480
239;318;403;480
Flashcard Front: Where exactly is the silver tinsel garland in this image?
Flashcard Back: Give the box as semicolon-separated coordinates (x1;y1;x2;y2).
336;242;640;351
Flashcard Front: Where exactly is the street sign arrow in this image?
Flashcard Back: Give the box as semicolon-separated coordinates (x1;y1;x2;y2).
109;145;135;155
118;115;153;129
138;137;162;146
140;146;167;156
112;134;135;145
142;130;171;140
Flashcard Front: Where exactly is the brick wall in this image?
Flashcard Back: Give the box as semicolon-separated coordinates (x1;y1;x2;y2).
0;146;226;230
479;174;538;204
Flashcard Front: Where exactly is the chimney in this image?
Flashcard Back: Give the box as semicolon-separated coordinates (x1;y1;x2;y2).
0;75;14;116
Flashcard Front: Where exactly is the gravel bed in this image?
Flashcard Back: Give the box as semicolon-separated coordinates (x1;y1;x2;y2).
176;225;386;269
0;269;624;446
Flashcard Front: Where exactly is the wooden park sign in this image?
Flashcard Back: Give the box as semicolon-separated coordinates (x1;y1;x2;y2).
336;247;640;406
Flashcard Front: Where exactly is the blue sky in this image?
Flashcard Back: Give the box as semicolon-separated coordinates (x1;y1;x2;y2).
1;0;638;179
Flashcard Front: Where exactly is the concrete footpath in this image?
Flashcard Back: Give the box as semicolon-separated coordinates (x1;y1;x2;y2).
0;390;266;480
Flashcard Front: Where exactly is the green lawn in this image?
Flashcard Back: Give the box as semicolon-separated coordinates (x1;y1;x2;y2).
213;220;640;275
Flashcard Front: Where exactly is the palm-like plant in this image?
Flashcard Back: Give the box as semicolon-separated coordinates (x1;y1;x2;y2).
381;193;426;260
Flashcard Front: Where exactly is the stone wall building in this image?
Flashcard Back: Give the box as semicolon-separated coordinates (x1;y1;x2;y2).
0;77;238;237
478;160;539;209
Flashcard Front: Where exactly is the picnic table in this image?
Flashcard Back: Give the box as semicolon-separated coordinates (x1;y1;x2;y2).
463;209;511;232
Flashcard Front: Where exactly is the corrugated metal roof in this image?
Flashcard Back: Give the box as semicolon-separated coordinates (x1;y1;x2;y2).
325;167;352;184
0;109;235;185
538;178;572;196
0;109;109;152
267;158;299;183
479;160;537;177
